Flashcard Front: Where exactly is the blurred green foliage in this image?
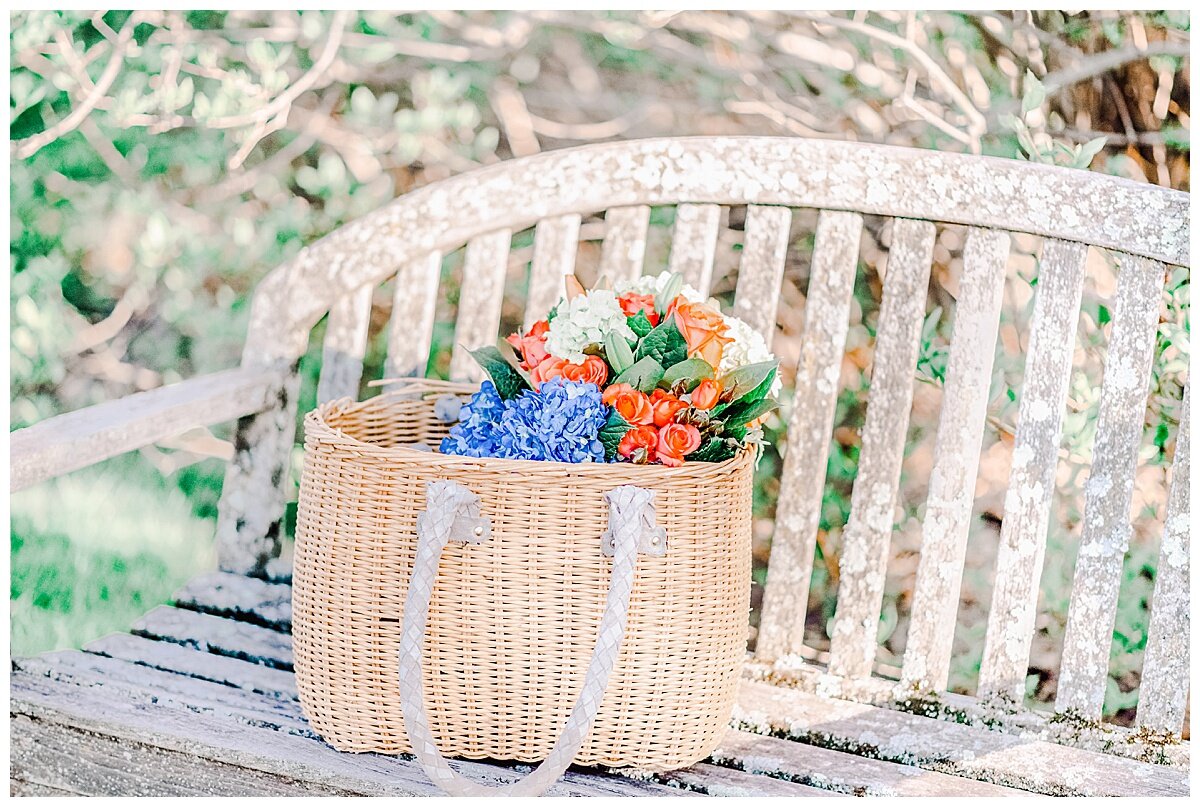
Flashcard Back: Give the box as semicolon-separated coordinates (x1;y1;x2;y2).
9;10;1190;722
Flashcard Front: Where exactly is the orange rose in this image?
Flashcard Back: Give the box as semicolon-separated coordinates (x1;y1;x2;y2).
530;356;566;386
618;425;658;463
506;320;550;370
649;388;688;428
602;383;654;425
617;292;660;326
673;298;732;368
690;378;722;410
656;423;701;467
560;355;609;387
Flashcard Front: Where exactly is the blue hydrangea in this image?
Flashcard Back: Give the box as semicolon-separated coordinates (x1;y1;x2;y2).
439;381;505;458
440;378;607;463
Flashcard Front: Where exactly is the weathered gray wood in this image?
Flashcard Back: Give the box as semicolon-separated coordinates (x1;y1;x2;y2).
448;229;511;381
902;228;1010;691
9;367;285;492
10;669;679;797
667;203;722;296
757;210;862;661
1057;255;1167;719
384;251;442;379
85;632;299;700
712;729;1024;795
598;205;651;284
828;218;936;679
525;214;581;330
173;571;293;632
978;239;1089;704
240;137;1187;367
1138;384;1191;736
734;679;1188;796
11;715;341;797
732;205;792;345
659;762;836;796
317;284;374;403
214;364;300;577
132;606;293;669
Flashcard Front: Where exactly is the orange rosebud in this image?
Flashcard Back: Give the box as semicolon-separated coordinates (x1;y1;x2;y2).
673;299;732;368
602;383;654;425
618;425;658;462
506;320;550;370
656;423;701;467
649;388;688;428
560;355;609;387
617;292;660;326
690;378;722;410
530;356;567;387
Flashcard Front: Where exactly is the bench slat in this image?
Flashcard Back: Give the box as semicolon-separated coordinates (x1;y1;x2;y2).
449;229;512;381
317;284;374;403
659;762;837;796
174;571;293;632
1057;255;1167;719
133;605;293;669
525;214;582;330
598;205;651;284
735;679;1188;796
902;227;1010;691
384;251;442;379
978;238;1089;703
757;210;862;660
732;205;792;345
827;217;936;679
1138;383;1191;736
668;203;722;297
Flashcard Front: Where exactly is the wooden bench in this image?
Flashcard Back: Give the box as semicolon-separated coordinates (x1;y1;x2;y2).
10;136;1190;796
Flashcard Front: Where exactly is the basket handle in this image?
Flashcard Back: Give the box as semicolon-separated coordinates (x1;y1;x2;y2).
398;480;656;797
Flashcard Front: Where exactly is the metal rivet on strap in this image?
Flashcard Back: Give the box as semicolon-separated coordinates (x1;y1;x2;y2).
473;525;484;537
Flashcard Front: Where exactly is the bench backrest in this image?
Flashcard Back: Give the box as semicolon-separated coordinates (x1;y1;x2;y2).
222;137;1189;740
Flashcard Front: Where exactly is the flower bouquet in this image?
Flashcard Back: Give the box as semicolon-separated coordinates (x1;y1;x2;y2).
441;271;780;466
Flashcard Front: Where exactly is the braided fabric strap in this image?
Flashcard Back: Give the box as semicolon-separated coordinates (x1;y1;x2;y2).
398;481;654;797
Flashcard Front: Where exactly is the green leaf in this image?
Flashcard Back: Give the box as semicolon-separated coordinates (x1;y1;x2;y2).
613;356;665;393
688;437;740;463
1021;69;1045;116
495;338;533;386
627;309;654;338
1073;136;1107;169
655;272;683;315
467;346;530;399
718;361;778;403
661;357;714;392
634;317;688;369
599;410;632;461
719;397;778;427
604;330;635;374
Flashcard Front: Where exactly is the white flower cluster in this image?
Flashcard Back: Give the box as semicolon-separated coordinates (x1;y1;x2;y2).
545;289;636;363
616;270;706;305
719;313;782;395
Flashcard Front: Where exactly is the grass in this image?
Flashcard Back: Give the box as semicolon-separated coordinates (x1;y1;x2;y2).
9;453;218;656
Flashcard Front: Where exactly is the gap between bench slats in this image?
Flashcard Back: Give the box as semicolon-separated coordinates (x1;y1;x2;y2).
524;214;582;331
902;227;1010;691
756;210;862;661
449;229;512;381
385;252;442;379
978;238;1089;704
1137;383;1191;736
827;218;936;680
598;205;651;285
1056;254;1167;719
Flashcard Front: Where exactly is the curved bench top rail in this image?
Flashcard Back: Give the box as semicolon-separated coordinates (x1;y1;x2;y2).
244;136;1189;364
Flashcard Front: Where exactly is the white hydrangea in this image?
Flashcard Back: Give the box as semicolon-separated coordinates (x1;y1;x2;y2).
616;270;706;305
720;314;782;394
545;289;636;363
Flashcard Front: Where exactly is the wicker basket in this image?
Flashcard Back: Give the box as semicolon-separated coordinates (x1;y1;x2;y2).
292;381;753;791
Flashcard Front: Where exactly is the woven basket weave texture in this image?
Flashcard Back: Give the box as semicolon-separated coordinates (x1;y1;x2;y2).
292;382;753;770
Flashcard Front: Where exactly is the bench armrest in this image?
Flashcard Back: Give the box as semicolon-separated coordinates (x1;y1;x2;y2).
10;367;288;492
